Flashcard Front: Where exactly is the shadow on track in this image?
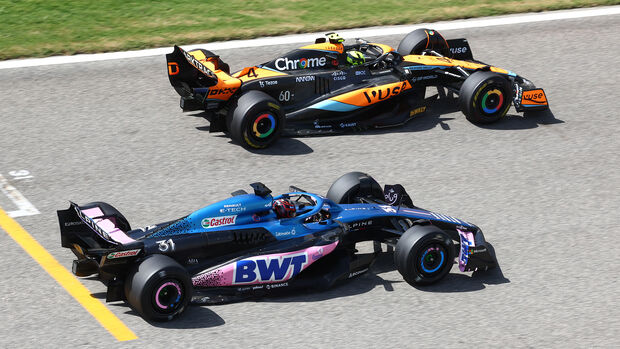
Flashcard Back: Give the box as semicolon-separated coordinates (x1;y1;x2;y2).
90;288;227;328
101;299;227;328
477;109;564;130
239;137;314;155
88;251;507;326
188;97;561;152
146;306;226;329
193;113;314;155
258;251;404;304
249;250;508;304
413;264;510;293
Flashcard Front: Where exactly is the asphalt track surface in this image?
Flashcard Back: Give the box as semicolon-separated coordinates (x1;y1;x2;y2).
1;12;619;348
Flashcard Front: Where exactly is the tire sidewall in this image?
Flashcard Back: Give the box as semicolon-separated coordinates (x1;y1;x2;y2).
326;172;383;204
395;226;454;286
397;28;448;55
229;91;284;149
141;270;190;321
460;71;512;124
125;255;193;322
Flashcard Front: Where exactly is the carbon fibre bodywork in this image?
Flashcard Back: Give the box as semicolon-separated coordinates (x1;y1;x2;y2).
58;178;497;306
166;31;548;146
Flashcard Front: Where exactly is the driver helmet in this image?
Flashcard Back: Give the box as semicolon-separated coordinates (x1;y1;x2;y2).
346;50;365;66
326;32;344;44
272;198;296;218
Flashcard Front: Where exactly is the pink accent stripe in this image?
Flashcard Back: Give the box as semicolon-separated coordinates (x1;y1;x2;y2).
97;219;117;232
457;228;475;272
82;207;104;218
107;230;135;244
93;217;135;244
192;241;339;287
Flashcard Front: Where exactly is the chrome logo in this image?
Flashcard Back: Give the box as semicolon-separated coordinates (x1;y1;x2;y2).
253;113;276;138
297;58;308;69
481;88;503;114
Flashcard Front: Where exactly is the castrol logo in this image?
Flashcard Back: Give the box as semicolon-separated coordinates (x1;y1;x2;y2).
202;215;237;229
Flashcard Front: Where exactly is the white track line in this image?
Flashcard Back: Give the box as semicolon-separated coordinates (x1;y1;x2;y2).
0;174;40;217
1;5;619;70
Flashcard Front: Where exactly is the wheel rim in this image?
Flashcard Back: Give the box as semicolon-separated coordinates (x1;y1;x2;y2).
480;88;504;114
153;280;183;312
418;244;446;274
252;113;276;139
244;111;278;148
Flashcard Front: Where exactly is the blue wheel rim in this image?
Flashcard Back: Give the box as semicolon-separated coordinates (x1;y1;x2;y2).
420;246;445;273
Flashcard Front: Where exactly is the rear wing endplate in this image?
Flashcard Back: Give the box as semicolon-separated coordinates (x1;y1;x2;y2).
166;45;219;89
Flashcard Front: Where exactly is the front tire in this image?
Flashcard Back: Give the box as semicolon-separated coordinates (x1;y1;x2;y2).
326;172;383;204
459;71;513;124
397;28;449;55
124;255;192;322
228;91;284;149
395;225;454;286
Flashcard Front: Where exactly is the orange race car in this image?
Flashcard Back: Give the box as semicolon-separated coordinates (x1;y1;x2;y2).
166;29;548;149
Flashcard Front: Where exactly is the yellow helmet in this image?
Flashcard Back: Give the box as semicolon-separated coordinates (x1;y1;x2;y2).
346;50;365;66
326;32;344;44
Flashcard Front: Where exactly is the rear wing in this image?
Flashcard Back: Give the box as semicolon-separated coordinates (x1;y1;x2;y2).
166;45;220;94
58;202;135;250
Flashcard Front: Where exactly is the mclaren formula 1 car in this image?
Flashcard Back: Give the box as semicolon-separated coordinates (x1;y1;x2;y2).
166;29;548;149
58;172;497;322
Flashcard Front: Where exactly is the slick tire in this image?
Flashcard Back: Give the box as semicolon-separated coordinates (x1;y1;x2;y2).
228;91;284;149
397;28;449;55
394;225;454;286
124;254;193;322
326;172;383;204
459;71;513;124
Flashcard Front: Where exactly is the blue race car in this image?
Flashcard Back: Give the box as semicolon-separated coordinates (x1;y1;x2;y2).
58;172;497;322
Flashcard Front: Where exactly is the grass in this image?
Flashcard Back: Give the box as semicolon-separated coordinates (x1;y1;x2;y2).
0;0;618;60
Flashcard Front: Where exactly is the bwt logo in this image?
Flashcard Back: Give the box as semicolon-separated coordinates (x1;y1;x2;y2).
233;253;308;284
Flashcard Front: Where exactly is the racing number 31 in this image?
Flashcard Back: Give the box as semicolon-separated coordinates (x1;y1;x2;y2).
157;239;175;252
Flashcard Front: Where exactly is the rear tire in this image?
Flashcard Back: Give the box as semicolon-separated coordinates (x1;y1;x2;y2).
395;225;454;286
459;71;513;124
124;255;192;322
326;172;383;204
228;91;284;149
397;28;449;55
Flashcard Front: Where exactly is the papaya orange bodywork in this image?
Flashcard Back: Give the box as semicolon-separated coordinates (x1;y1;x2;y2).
368;43;395;54
300;43;344;53
331;81;412;107
234;67;288;82
185;49;241;101
403;55;511;75
521;89;548;106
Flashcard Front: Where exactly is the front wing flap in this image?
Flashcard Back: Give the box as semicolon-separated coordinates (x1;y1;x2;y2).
457;227;497;272
513;84;549;112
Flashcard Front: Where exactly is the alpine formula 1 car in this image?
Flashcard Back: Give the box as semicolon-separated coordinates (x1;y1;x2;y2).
166;29;548;149
58;172;497;322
